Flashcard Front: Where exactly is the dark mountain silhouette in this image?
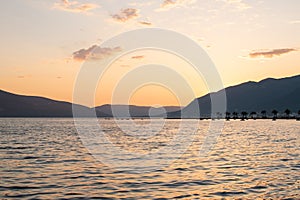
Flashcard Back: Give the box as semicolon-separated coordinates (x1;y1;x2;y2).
0;90;181;117
0;90;92;117
168;74;300;118
1;74;299;118
95;104;181;118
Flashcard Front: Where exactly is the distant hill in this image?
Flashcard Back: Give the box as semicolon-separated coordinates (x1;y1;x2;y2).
0;90;181;117
0;90;91;117
1;74;299;118
168;74;300;118
95;104;181;118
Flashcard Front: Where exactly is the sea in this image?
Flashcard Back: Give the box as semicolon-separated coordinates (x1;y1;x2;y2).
0;118;299;199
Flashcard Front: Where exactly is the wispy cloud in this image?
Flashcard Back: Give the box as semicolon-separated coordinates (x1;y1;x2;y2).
139;21;152;26
53;0;99;13
128;2;155;7
222;0;251;11
120;64;131;67
249;48;297;58
289;20;300;24
73;45;122;61
17;75;32;79
131;55;145;59
156;0;196;11
111;8;139;22
161;0;177;7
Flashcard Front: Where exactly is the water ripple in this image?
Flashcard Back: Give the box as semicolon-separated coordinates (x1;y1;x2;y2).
0;118;299;199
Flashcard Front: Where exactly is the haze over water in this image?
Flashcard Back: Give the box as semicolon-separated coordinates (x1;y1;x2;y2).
1;118;299;199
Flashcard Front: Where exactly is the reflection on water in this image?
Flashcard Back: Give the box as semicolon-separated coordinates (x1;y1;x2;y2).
0;118;299;199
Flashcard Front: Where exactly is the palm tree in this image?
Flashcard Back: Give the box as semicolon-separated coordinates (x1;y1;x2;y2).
241;111;248;120
261;110;267;119
215;112;222;119
272;109;278;120
232;112;238;120
284;109;291;119
225;112;231;120
250;111;257;119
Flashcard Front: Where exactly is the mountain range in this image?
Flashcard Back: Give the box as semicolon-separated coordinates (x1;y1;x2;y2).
0;74;299;117
0;90;181;117
168;74;300;118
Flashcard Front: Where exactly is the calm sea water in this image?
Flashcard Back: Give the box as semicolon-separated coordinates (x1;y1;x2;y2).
0;118;299;199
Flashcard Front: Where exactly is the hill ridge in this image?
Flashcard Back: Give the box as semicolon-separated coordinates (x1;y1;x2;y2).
1;74;300;117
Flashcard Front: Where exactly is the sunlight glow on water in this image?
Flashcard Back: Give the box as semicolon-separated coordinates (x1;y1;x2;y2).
0;118;299;199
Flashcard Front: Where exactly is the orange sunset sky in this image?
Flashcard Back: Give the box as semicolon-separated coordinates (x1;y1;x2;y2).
1;0;300;107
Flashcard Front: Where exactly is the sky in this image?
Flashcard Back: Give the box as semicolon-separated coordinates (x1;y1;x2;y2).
0;0;300;107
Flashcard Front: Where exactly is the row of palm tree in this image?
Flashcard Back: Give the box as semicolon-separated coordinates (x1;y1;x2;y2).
223;109;300;120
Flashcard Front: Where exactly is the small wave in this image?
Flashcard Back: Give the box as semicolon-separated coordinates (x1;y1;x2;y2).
211;191;248;196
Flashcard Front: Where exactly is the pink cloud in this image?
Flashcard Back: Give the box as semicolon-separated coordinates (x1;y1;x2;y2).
53;0;99;13
73;45;122;61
